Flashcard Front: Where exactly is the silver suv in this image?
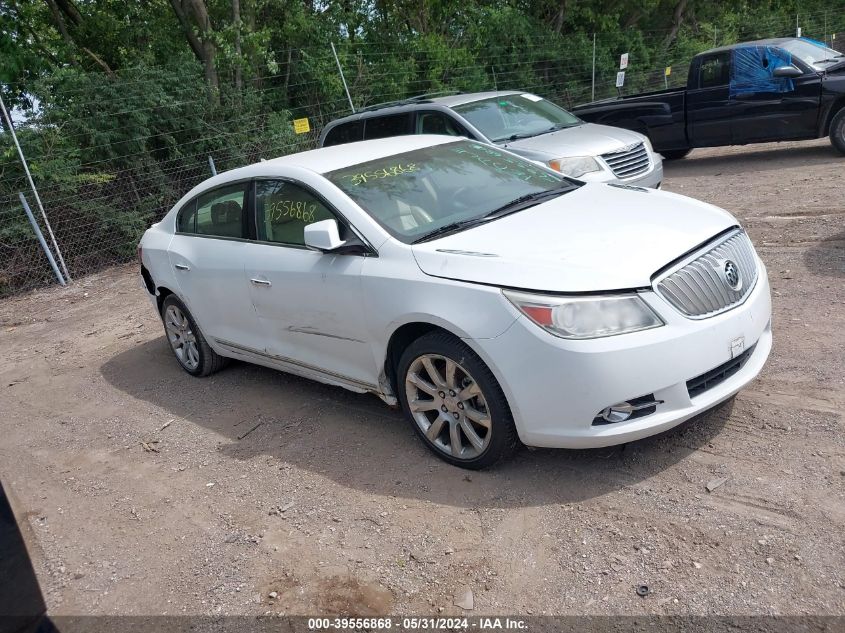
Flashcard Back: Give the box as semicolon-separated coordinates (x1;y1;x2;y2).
318;91;663;188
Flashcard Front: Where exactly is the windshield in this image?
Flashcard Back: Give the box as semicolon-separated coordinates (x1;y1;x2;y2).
779;39;844;68
326;140;576;243
452;94;582;142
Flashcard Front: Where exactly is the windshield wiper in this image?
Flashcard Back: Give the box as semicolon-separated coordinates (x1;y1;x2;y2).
412;218;490;243
482;183;576;220
413;183;577;243
496;131;542;142
497;124;576;143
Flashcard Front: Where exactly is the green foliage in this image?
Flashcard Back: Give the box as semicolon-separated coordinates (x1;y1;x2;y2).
1;0;843;294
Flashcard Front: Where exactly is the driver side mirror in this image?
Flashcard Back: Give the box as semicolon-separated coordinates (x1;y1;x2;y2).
304;219;346;252
773;65;803;78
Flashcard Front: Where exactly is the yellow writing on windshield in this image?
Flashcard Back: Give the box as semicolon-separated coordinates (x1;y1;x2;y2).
345;163;420;186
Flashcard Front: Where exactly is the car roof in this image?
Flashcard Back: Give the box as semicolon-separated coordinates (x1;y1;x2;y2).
428;90;522;107
699;37;800;56
323;90;527;127
185;135;462;194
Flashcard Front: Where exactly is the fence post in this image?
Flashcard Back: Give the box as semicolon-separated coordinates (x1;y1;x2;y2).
0;93;72;281
208;155;217;176
331;42;355;113
591;33;596;101
19;193;65;287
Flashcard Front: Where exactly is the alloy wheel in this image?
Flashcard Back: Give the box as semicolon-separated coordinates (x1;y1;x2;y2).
164;304;200;371
404;354;492;460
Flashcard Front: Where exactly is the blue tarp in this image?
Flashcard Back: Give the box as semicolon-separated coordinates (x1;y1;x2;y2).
729;46;795;97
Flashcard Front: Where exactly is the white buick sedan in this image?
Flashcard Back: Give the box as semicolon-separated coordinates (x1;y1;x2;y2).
139;135;772;468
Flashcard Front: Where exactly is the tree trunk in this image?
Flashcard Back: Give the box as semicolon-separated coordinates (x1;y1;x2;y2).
233;0;242;91
44;0;114;74
663;0;689;48
169;0;220;101
553;0;569;35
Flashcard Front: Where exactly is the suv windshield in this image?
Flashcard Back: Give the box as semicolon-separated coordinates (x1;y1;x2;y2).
326;140;578;243
452;94;582;142
779;39;844;68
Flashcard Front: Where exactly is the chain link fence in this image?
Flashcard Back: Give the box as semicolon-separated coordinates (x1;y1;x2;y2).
2;10;844;298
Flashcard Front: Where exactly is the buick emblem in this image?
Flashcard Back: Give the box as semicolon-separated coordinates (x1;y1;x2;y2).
722;260;742;291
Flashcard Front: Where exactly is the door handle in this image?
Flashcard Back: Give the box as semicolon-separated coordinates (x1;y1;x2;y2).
174;263;190;271
250;278;272;287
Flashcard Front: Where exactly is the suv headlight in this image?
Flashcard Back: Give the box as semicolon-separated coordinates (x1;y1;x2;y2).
548;156;601;178
503;290;664;339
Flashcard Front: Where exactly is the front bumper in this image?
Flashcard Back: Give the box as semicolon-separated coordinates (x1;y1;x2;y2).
473;261;772;448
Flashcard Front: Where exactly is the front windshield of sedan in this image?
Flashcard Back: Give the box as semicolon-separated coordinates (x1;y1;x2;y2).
452;94;582;142
779;39;844;67
326;141;574;243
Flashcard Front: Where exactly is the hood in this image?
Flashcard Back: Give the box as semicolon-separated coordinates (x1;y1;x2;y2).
499;122;646;158
824;59;845;74
411;184;738;293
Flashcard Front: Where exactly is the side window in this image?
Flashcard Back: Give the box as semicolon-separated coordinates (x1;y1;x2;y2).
698;52;732;89
363;114;412;140
416;111;467;137
176;199;197;233
255;180;337;247
323;121;364;147
193;183;247;239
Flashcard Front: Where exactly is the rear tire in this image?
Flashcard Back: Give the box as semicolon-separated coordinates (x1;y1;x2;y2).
661;148;692;160
829;108;845;155
396;331;519;469
160;295;227;377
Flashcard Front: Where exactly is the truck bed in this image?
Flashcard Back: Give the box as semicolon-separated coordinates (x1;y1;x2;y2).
571;89;688;153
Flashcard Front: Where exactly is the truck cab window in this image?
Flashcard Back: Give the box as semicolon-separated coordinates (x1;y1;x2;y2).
699;53;731;89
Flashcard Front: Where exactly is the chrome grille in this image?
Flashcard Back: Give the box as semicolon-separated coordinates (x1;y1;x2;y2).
656;230;759;318
601;142;650;179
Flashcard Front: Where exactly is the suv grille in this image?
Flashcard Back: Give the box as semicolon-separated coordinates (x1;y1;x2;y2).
656;230;758;318
601;142;650;179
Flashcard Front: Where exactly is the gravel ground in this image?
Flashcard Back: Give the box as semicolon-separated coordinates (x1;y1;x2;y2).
0;139;843;617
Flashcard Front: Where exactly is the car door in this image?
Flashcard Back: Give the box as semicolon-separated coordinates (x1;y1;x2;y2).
729;45;821;143
167;181;265;351
243;178;378;389
687;51;734;147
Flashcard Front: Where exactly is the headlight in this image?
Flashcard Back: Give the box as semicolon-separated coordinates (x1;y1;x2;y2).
641;136;654;154
503;290;664;339
547;156;601;178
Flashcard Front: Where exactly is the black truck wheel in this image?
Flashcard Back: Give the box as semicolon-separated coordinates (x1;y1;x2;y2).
661;148;692;160
830;108;845;155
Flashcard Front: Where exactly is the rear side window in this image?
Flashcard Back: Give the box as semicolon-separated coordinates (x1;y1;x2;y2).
698;52;732;88
176;199;197;233
193;183;247;238
323;121;364;147
363;114;412;140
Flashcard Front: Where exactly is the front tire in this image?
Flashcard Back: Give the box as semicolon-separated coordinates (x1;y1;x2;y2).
397;332;519;469
829;108;845;155
661;148;692;160
160;295;227;377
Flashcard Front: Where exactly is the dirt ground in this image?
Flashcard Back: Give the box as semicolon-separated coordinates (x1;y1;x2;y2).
1;139;843;618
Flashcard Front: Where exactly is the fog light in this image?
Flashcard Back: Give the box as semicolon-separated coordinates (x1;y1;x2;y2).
592;395;664;426
600;402;635;423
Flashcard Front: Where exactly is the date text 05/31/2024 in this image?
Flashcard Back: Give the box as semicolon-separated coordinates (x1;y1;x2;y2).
307;617;528;630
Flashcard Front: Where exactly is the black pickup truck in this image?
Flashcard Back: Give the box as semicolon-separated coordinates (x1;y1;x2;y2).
571;37;845;158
